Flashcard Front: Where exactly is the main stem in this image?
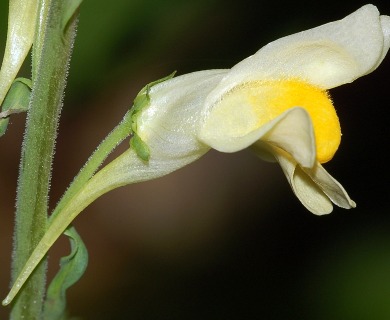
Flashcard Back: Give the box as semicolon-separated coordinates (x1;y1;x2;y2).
10;0;78;318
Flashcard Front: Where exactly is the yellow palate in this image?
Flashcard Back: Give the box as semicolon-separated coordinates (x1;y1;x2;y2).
220;79;341;163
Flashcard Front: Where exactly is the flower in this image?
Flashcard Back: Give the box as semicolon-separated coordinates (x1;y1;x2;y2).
74;4;389;216
139;4;390;215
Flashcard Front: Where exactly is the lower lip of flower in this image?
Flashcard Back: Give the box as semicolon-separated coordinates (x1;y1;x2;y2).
209;78;341;163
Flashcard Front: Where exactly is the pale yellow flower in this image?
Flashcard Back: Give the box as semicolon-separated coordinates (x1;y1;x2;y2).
68;5;388;217
106;4;390;215
141;4;389;214
197;1;390;214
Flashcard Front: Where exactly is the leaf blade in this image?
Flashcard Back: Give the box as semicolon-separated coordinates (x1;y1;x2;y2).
43;226;88;320
0;78;31;136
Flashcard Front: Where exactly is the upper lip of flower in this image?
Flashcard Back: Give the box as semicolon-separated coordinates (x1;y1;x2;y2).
206;4;390;100
199;4;390;159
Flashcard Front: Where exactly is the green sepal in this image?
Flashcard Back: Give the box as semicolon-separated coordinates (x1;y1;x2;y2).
130;133;150;161
0;78;32;137
131;72;176;119
43;226;88;320
129;71;175;161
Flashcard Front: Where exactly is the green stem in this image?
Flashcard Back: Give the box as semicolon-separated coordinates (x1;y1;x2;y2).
10;0;78;318
50;110;132;222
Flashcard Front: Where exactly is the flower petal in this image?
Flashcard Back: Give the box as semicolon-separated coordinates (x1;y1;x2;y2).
268;146;355;215
205;4;389;107
137;69;228;159
276;150;333;215
373;15;390;70
200;105;316;168
255;108;316;168
302;161;356;210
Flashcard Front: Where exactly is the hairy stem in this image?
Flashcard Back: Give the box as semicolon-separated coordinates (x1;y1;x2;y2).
10;0;78;318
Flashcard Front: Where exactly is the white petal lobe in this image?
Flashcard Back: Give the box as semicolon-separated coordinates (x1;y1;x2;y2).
205;4;388;108
263;146;356;215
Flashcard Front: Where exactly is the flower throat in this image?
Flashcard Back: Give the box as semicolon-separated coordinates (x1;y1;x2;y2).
226;79;341;163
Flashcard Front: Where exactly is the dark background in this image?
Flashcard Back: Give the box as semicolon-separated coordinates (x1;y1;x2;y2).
1;1;390;319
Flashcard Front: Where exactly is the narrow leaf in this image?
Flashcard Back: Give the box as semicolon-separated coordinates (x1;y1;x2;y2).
43;226;88;320
0;78;31;136
61;0;83;33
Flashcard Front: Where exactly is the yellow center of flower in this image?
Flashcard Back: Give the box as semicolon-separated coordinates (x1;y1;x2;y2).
218;79;341;163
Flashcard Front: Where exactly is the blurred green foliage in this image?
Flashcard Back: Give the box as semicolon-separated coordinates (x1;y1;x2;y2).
68;0;221;104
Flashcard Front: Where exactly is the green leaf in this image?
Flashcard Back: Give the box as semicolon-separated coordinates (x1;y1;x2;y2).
61;0;83;33
43;226;88;320
0;78;31;136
